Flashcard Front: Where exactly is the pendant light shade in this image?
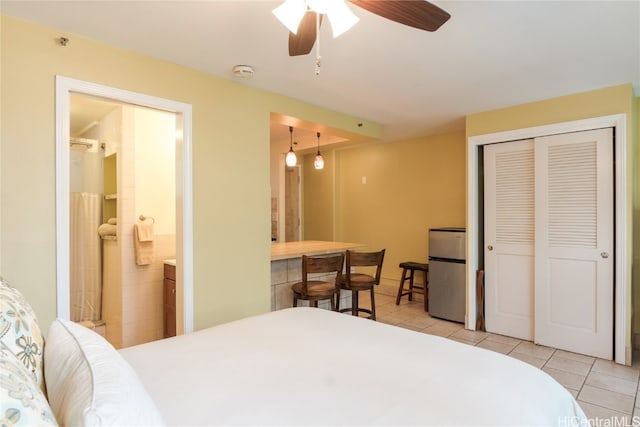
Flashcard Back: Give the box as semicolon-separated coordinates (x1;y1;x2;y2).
285;126;297;167
314;131;324;170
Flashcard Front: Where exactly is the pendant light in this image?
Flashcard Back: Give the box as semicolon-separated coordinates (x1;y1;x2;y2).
314;132;324;170
285;126;297;167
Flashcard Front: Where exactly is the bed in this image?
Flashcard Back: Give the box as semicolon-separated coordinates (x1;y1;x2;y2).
1;278;587;426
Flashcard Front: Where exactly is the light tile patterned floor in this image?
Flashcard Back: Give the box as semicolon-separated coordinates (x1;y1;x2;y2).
362;292;640;426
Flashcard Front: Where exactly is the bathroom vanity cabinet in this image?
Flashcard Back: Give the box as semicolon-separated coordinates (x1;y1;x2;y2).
163;262;177;338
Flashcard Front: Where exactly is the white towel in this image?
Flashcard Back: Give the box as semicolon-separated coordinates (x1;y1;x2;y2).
107;217;117;225
97;223;117;237
134;224;154;266
136;222;154;242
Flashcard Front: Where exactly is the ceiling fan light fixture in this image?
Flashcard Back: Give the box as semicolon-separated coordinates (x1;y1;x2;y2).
272;0;307;34
304;0;325;14
275;0;359;38
324;1;359;37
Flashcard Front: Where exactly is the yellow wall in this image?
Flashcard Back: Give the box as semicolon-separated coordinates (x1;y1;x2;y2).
0;15;380;331
302;150;335;241
465;84;634;137
303;131;467;281
465;84;637;339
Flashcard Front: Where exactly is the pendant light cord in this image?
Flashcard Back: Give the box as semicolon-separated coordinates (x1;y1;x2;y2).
289;126;293;150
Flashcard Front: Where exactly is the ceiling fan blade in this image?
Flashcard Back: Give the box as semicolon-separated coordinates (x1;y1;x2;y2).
289;12;323;56
348;0;450;32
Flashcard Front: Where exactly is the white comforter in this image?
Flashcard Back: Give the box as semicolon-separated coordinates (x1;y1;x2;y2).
120;307;587;426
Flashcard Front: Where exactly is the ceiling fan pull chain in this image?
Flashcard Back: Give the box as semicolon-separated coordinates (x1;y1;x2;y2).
315;12;321;76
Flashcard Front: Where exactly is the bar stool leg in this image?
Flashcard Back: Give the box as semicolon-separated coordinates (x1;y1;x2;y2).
396;268;408;305
370;287;376;320
352;290;359;316
408;269;415;301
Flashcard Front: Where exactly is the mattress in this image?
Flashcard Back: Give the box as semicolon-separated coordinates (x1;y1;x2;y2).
120;307;587;426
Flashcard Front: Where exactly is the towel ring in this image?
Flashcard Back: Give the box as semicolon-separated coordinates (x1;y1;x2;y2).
139;214;155;224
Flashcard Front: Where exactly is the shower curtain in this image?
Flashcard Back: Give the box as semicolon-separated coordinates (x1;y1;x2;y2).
69;142;104;322
70;192;103;322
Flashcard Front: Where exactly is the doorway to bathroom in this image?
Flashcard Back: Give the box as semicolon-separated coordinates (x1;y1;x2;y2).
55;76;193;348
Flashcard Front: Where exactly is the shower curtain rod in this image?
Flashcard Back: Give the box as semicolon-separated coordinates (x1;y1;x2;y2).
70;139;92;148
69;138;105;149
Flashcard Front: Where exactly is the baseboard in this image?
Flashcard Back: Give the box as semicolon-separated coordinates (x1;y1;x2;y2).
376;279;397;297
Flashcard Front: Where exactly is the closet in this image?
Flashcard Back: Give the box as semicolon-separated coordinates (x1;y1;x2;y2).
483;128;613;360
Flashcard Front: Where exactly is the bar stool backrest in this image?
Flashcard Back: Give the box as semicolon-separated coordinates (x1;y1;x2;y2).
301;253;345;291
345;249;385;285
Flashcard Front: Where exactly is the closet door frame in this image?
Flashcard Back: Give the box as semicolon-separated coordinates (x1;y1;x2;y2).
466;114;628;365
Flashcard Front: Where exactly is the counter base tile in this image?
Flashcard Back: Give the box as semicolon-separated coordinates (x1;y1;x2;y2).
271;259;288;285
286;258;302;283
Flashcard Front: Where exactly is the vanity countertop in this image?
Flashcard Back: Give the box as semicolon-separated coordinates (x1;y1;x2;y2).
271;240;365;261
164;259;176;267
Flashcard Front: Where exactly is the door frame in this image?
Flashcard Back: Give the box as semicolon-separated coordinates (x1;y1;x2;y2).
466;114;628;365
278;158;302;242
55;76;194;334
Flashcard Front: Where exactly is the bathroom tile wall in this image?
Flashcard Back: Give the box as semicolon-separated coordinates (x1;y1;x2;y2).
121;233;175;347
117;104;176;348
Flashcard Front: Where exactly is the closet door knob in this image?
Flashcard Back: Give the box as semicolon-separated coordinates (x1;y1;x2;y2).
601;252;609;259
487;245;494;251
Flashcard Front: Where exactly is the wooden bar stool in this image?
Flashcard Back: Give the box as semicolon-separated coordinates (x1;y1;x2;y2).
338;249;385;320
395;261;429;311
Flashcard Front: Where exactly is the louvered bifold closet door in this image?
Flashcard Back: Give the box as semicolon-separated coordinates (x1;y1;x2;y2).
534;128;613;360
484;139;535;341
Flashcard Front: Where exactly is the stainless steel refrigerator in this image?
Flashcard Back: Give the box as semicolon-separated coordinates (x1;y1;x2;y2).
428;228;466;323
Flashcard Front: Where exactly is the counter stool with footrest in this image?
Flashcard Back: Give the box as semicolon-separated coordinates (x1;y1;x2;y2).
338;249;386;320
395;261;429;312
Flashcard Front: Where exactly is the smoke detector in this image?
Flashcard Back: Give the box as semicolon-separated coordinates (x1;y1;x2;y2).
233;65;254;79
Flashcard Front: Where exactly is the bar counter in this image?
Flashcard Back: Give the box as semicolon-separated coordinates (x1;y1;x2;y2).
270;240;365;311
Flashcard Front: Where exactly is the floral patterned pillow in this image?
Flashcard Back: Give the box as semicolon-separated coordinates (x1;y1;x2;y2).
0;341;58;426
0;277;44;389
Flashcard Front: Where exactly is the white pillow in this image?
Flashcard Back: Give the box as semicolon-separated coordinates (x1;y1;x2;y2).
44;319;165;427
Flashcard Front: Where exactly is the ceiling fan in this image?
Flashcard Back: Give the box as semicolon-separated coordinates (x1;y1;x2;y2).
273;0;451;57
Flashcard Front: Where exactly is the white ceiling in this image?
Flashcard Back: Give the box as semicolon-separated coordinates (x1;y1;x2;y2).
3;0;639;144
